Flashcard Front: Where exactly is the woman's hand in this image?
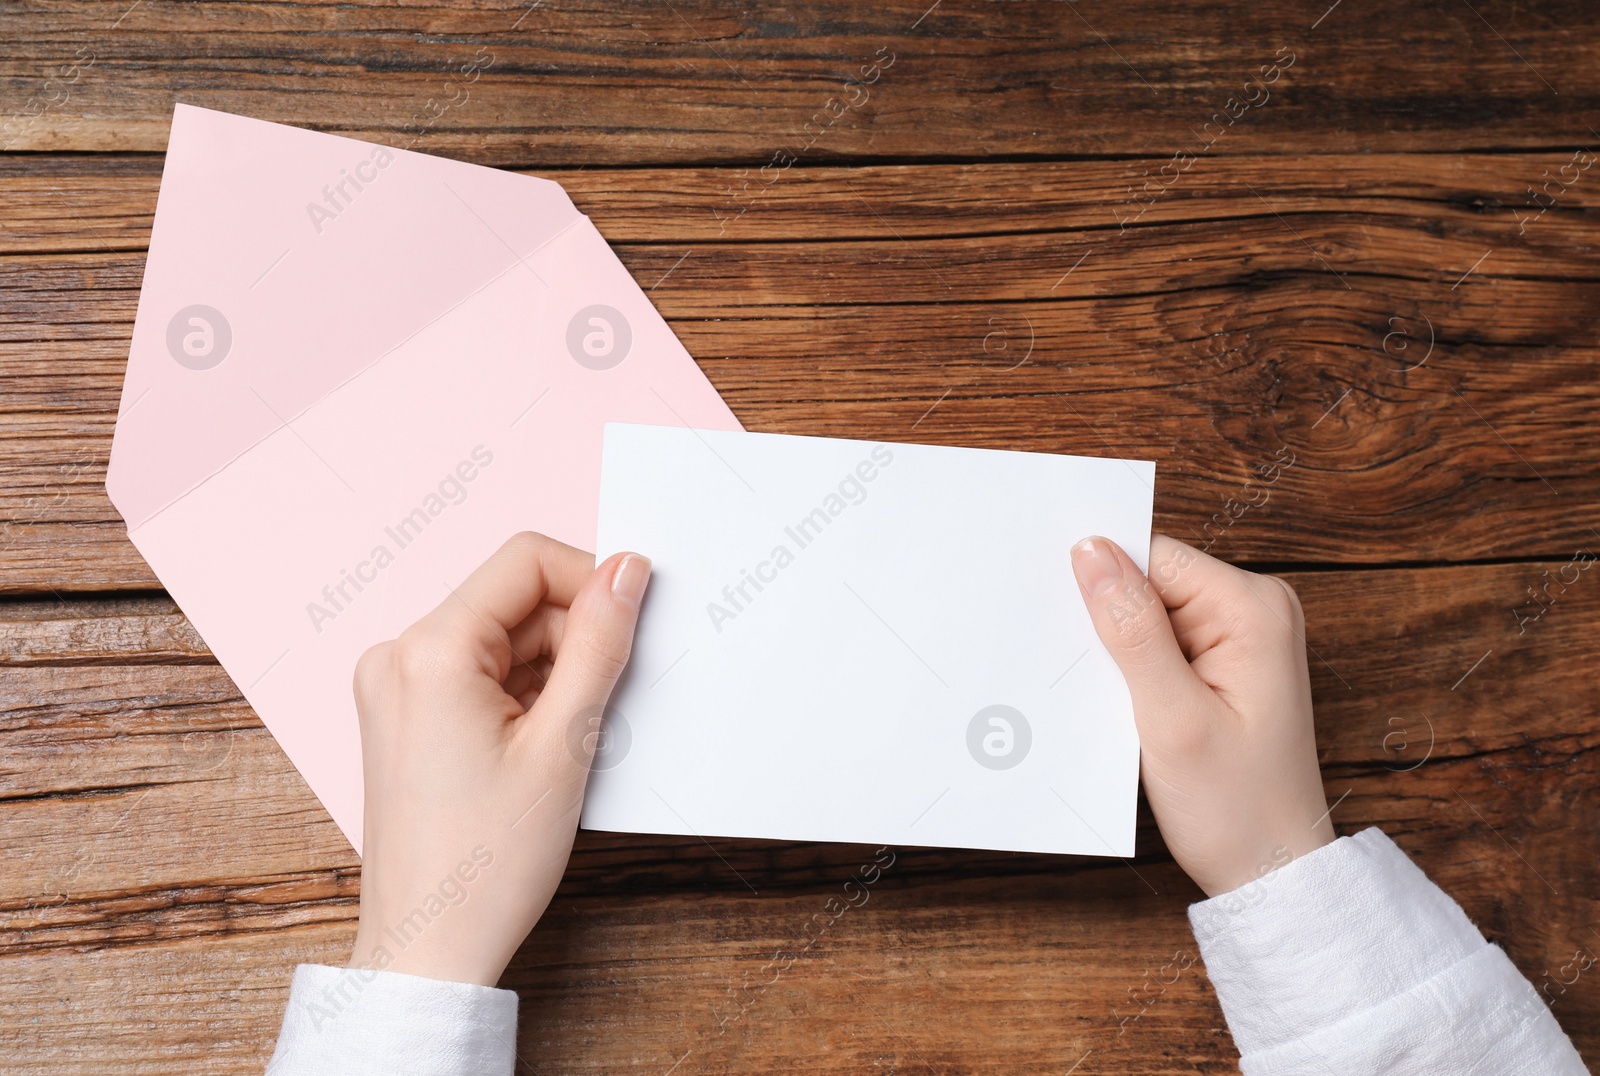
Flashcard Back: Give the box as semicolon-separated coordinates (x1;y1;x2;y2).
1070;534;1334;897
346;532;650;986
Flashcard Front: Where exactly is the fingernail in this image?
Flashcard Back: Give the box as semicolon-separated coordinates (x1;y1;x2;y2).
611;553;652;610
1071;537;1123;597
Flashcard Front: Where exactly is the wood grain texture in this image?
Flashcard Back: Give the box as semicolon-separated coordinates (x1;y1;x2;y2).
2;155;1598;591
2;562;1597;1071
3;1;1599;164
4;2;1600;1070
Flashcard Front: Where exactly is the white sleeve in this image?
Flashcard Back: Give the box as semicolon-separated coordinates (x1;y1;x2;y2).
1188;827;1588;1075
265;964;519;1076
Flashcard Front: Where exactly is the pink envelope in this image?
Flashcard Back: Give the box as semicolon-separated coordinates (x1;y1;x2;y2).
107;105;741;850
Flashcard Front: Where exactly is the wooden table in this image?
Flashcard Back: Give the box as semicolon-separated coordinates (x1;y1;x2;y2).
3;2;1598;1071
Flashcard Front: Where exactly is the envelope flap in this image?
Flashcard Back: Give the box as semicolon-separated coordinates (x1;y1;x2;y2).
108;104;585;530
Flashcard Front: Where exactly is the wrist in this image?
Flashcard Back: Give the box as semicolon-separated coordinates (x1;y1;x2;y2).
1199;822;1337;898
347;911;509;988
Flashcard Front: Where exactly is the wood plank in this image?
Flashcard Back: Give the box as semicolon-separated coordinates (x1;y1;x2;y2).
0;921;347;1074
3;557;1596;900
2;1;1598;164
6;153;1600;250
3;297;1595;589
2;153;1598;589
2;752;1595;1073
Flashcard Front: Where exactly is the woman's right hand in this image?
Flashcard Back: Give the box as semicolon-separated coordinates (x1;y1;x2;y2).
1070;534;1335;897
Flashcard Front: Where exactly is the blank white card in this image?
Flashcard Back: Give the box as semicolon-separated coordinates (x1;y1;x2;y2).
583;424;1155;856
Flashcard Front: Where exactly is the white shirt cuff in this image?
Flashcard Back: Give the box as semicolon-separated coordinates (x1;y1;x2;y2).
1188;828;1586;1075
267;963;519;1076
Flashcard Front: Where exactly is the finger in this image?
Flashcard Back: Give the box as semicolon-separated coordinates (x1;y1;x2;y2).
505;650;556;701
503;655;553;704
1148;534;1310;658
520;552;651;757
505;604;568;669
429;532;594;647
1071;536;1212;725
1148;534;1297;660
1145;534;1258;615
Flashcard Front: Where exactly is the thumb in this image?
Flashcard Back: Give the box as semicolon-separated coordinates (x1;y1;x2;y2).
529;552;651;760
1071;537;1207;728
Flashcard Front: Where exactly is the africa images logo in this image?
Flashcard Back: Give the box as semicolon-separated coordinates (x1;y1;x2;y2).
966;704;1031;770
566;304;631;370
166;305;232;369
